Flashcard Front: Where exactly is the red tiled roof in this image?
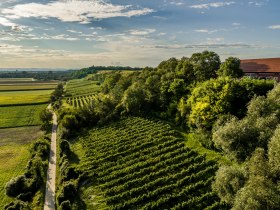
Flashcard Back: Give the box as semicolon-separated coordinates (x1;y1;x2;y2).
241;58;280;73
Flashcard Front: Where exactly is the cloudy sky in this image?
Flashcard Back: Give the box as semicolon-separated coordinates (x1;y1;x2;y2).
0;0;279;68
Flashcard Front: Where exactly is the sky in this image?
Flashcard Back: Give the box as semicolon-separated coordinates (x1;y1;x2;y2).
0;0;279;68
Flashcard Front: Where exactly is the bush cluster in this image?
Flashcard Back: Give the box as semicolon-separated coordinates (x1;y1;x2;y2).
56;139;82;209
4;137;50;209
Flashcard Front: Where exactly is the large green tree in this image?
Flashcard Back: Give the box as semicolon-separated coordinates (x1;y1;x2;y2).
190;51;221;82
217;57;243;78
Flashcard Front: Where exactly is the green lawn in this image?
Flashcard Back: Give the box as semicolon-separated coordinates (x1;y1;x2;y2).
0;126;44;209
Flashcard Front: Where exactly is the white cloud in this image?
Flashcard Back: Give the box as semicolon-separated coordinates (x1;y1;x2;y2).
248;1;269;7
142;42;255;49
2;0;154;24
0;16;16;27
190;1;235;9
232;22;241;26
0;43;68;57
129;28;156;36
170;1;184;6
194;29;218;34
268;25;280;30
67;29;82;34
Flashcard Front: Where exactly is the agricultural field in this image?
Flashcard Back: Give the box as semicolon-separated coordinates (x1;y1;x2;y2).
0;79;54;128
0;78;34;82
65;94;97;108
0;90;52;106
0;83;57;91
0;126;44;209
72;117;222;209
65;79;101;97
64;78;101;108
0;104;48;128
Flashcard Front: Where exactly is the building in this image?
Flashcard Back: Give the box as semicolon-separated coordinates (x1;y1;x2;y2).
240;58;280;81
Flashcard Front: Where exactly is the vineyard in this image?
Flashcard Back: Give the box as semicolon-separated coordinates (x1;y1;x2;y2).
76;117;223;209
65;94;96;108
64;78;101;108
65;79;101;97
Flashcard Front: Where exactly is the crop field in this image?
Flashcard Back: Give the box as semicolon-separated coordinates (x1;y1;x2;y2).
75;117;222;209
0;126;43;209
0;79;55;128
0;83;57;91
65;79;101;97
0;78;34;82
0;104;48;128
0;90;52;106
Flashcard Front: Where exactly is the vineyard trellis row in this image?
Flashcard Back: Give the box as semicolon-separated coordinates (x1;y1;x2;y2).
65;94;96;108
77;117;226;209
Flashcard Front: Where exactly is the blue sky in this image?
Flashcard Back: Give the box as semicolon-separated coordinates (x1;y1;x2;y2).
0;0;279;68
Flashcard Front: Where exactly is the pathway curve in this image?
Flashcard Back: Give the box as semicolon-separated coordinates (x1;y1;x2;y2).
44;105;57;210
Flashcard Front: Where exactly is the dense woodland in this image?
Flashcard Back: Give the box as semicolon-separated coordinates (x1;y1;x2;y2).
51;51;280;209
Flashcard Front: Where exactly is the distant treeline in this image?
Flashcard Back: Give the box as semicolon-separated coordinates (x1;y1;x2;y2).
0;71;72;81
0;66;142;81
70;65;142;79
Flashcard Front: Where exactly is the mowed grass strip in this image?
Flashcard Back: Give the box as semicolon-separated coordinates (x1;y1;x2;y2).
0;104;47;128
0;126;43;209
0;90;52;106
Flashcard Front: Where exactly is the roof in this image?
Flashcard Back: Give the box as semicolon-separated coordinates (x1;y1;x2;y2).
240;58;280;73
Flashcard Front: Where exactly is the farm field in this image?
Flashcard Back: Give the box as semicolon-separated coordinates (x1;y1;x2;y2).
0;126;44;209
0;90;52;106
65;79;101;97
72;117;222;209
0;78;34;82
64;78;101;108
0;104;48;128
0;84;57;91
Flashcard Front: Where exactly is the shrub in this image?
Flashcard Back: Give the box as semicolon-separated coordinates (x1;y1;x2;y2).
57;181;77;205
60;200;72;210
17;192;33;202
4;200;30;210
5;176;28;198
30;139;50;160
60;140;71;156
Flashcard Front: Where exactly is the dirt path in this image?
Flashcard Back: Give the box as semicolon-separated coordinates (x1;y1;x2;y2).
44;106;57;210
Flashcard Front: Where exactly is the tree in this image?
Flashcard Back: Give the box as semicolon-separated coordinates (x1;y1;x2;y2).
232;148;280;210
51;83;64;102
121;83;147;114
217;57;243;78
213;118;259;162
268;126;280;177
212;166;246;205
187;77;236;129
190;51;221;82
